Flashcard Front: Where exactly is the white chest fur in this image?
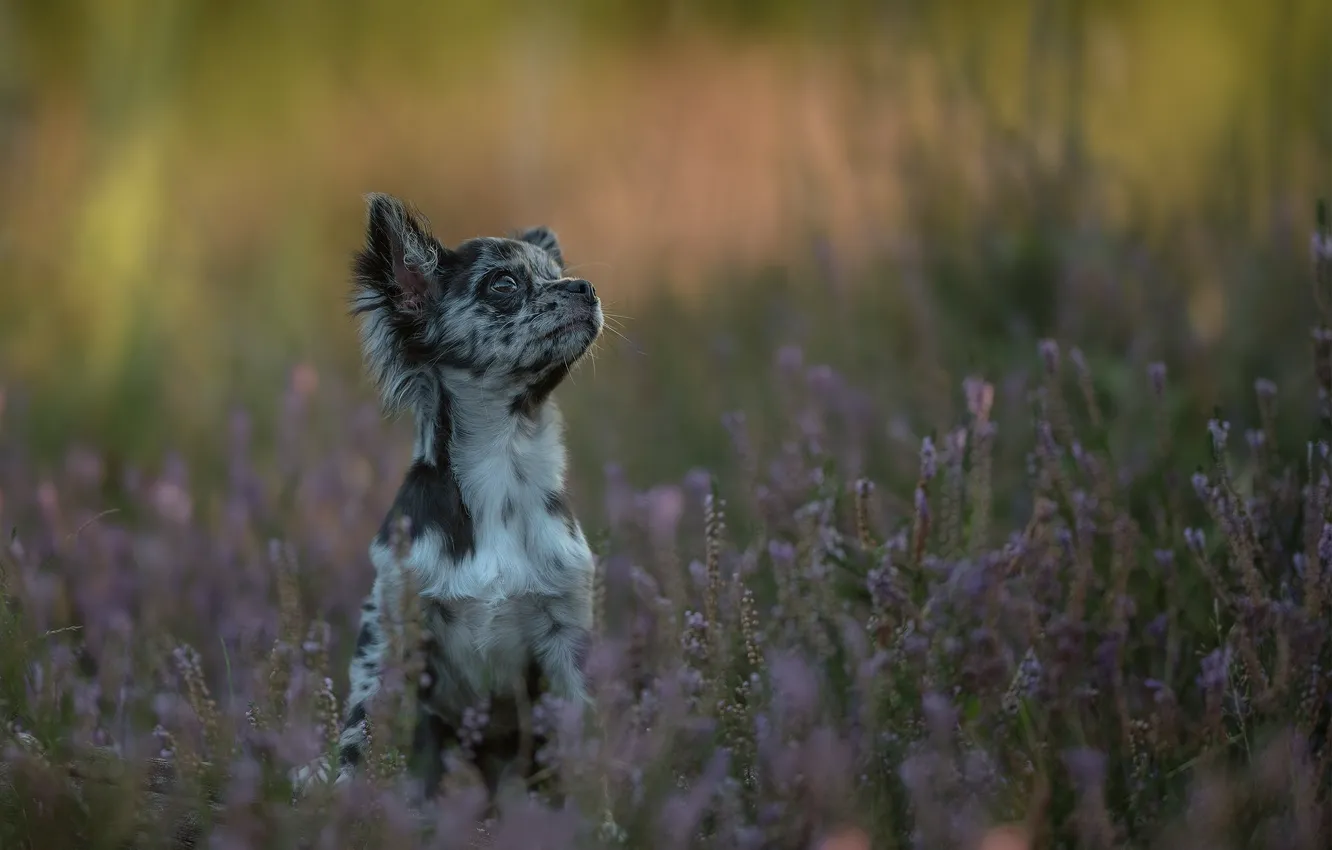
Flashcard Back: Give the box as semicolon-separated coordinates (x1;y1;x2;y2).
366;393;595;703
373;396;593;598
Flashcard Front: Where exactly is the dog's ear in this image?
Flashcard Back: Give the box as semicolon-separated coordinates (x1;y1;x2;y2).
518;226;563;269
360;193;450;312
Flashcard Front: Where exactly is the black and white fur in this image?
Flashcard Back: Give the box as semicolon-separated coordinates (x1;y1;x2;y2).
331;194;601;800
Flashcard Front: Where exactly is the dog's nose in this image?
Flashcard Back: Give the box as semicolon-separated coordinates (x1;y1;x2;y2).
559;278;597;302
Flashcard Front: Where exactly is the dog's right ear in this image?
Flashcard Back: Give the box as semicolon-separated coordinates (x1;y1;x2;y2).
518;226;564;269
359;193;451;313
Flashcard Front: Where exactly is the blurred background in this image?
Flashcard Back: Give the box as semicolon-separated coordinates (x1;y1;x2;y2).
0;0;1329;515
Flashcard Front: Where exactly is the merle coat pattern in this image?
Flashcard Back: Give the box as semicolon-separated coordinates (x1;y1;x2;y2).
333;194;601;800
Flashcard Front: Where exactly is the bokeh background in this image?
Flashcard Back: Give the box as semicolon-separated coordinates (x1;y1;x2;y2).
1;0;1330;512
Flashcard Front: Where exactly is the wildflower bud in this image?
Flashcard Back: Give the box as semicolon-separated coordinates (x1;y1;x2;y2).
919;436;937;480
1038;339;1060;375
1196;647;1231;695
1207;419;1231;453
1184;527;1206;555
1147;362;1167;399
1153;550;1174;572
1036;420;1058;456
949;427;968;455
1311;231;1332;264
1312;331;1332;402
775;345;804;375
963;376;994;420
921;691;957;739
914;486;930;519
1191;472;1210;501
1319;522;1332;568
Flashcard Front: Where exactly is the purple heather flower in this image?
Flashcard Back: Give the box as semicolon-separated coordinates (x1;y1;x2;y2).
805;363;840;396
682;467;713;499
769;652;821;724
914;486;930;521
1062;746;1107;790
687;558;707;589
866;563;902;612
1311;231;1332;263
1197;646;1232;694
1146;613;1169;642
914;436;937;482
768;539;796;566
1148;362;1167;397
1038;339;1060;374
775;345;804;375
1191;472;1210;501
1319;522;1332;568
644;484;685;544
1184;527;1207;555
921;691;957;738
658;750;730;849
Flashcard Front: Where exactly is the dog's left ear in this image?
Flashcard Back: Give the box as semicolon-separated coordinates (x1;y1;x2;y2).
518;226;563;269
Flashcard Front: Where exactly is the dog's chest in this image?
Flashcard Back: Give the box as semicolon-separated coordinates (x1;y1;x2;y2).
428;423;588;598
418;591;544;700
410;475;587;670
373;406;593;708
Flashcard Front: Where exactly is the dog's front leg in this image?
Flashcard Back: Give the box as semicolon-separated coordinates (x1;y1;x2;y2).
336;590;388;782
529;593;593;710
407;705;455;799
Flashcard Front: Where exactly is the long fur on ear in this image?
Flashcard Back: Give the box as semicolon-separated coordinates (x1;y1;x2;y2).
363;193;443;308
517;226;563;269
351;193;453;415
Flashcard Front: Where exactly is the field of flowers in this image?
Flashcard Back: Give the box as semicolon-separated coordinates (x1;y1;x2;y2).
3;0;1331;844
2;191;1332;850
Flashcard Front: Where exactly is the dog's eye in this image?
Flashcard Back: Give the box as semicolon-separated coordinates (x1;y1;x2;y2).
491;276;518;294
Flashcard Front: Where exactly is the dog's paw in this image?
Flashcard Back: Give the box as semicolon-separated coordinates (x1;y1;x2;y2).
334;765;354;787
289;755;333;798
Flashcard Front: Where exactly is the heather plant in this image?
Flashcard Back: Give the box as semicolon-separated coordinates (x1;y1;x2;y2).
2;205;1332;850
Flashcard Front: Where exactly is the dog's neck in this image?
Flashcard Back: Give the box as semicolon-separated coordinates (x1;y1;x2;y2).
404;371;568;514
411;371;564;462
376;369;577;600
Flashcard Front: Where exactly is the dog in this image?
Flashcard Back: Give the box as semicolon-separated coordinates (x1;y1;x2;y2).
334;193;601;805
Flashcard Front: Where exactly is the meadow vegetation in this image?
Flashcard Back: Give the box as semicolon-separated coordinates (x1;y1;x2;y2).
2;1;1332;847
3;198;1332;846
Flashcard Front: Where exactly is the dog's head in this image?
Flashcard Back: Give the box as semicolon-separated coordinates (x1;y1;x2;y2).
351;193;602;414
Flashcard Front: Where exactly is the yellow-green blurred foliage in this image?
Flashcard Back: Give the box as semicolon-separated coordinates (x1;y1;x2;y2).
0;0;1329;467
